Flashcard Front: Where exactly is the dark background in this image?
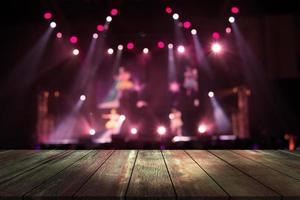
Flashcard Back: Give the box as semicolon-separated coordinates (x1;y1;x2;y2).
0;0;299;148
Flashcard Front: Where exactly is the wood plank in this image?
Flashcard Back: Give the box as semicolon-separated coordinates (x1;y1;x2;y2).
211;150;300;200
163;150;228;200
233;150;300;180
0;150;90;199
75;150;137;200
280;150;300;157
187;150;279;200
25;150;113;199
256;150;300;167
0;150;36;163
126;150;175;200
0;150;66;184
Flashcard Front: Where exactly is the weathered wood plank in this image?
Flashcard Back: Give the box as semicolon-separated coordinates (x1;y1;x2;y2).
0;150;66;184
211;150;300;200
75;150;137;200
0;150;90;199
163;150;228;200
0;150;36;163
25;150;113;199
233;150;300;180
280;150;300;157
126;150;175;200
187;150;279;200
256;150;300;167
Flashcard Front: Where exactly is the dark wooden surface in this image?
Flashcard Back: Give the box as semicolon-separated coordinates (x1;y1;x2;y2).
0;150;299;200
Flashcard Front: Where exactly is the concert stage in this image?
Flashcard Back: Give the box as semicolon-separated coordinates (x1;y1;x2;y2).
0;150;299;199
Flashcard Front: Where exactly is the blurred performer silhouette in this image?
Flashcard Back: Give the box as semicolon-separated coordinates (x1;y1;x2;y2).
169;108;183;136
183;67;198;96
102;109;121;134
116;67;134;98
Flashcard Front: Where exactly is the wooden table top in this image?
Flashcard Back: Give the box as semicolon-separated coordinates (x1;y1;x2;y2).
0;150;299;199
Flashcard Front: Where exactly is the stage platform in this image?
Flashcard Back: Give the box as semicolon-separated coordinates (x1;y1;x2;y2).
0;150;299;199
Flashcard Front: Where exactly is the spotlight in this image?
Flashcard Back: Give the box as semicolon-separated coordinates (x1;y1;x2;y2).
211;43;222;54
127;42;134;50
157;41;165;49
198;124;207;134
168;43;173;49
93;33;98;39
110;9;118;16
157;126;167;135
107;48;114;55
165;6;172;14
73;49;79;56
172;13;179;20
120;115;126;121
177;45;185;53
56;32;62;39
80;95;86;101
130;128;138;135
143;48;149;54
191;29;197;35
212;32;220;40
118;44;124;50
106;16;112;22
70;36;78;44
50;22;56;28
44;12;52;20
183;21;191;29
208;91;214;98
97;25;104;32
89;129;96;136
231;7;239;14
225;27;232;34
229;16;235;23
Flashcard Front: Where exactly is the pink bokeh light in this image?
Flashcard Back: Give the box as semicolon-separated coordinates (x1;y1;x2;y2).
183;21;191;29
212;32;220;40
157;41;165;49
70;36;78;44
231;7;239;14
97;25;104;32
165;6;172;14
111;9;118;16
44;12;52;20
127;42;134;50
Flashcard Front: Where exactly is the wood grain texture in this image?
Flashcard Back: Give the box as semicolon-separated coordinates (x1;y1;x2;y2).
163;150;228;200
211;150;300;200
0;150;36;162
126;150;175;200
0;150;90;199
25;150;113;199
0;150;66;184
233;150;300;181
75;150;137;200
187;150;279;200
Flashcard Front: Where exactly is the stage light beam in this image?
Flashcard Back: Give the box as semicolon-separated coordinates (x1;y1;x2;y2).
118;45;124;50
93;33;98;39
172;13;179;20
177;45;185;53
191;29;197;35
143;48;149;54
80;95;86;101
198;124;207;134
229;16;235;23
106;16;112;22
208;91;214;98
50;22;56;28
157;126;167;135
130;128;138;135
211;43;222;54
73;49;79;56
89;129;96;135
